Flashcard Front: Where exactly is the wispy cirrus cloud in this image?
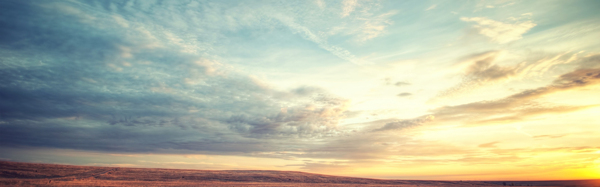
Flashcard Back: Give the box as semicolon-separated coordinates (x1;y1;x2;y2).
478;141;500;148
356;11;397;42
341;0;358;17
435;51;520;99
373;115;434;132
461;17;536;44
275;15;369;65
434;51;584;100
425;4;437;11
431;61;600;126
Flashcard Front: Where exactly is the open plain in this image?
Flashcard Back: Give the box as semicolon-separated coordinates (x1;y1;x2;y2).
1;161;599;187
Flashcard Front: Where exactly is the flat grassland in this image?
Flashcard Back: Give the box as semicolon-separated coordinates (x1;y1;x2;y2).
1;161;598;186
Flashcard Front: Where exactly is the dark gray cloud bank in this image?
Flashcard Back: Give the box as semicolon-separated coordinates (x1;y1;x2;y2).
0;0;350;156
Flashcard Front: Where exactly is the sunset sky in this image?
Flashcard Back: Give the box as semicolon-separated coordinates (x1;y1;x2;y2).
1;0;600;181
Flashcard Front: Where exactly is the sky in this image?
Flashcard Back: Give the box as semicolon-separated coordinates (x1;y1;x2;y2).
1;0;600;181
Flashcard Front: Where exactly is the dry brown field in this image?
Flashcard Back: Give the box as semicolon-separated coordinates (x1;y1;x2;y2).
1;161;599;186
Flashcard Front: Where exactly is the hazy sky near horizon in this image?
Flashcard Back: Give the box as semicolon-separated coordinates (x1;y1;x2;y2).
1;0;600;180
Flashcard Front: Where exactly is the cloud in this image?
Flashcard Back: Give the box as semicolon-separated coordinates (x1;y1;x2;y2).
373;115;434;132
394;81;411;86
478;141;500;148
474;0;516;12
454;156;521;165
470;105;596;125
578;54;600;69
274;15;369;65
490;146;600;156
435;51;520;99
512;68;600;100
309;0;394;43
459;51;518;81
341;0;358;17
226;95;350;138
315;0;326;9
397;92;412;97
356;11;396;42
384;78;410;87
425;4;437;11
431;66;600;126
0;0;353;155
300;132;470;161
461;17;536;44
434;51;584;100
533;134;567;139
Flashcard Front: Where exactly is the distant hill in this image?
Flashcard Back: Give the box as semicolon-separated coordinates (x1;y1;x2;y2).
0;160;598;186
